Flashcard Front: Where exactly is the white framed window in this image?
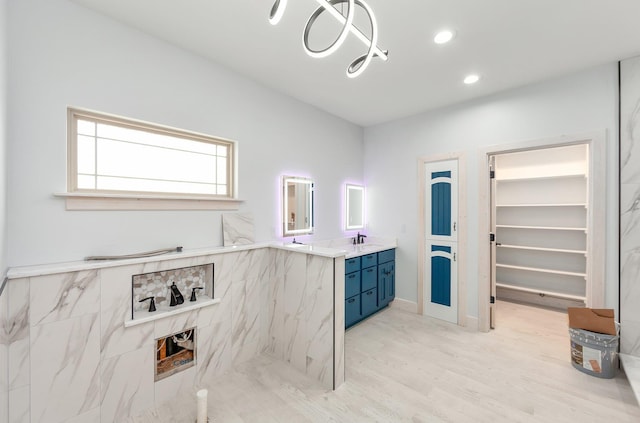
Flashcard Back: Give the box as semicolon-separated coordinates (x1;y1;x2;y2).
62;108;240;210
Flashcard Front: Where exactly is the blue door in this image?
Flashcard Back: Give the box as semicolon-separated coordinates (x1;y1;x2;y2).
424;160;458;323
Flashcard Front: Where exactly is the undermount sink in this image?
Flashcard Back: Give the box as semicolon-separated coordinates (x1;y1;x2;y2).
286;243;307;248
355;244;383;251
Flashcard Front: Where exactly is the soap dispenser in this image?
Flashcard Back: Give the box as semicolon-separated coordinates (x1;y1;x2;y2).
169;282;184;306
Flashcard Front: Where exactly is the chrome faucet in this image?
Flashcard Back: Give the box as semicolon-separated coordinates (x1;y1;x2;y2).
356;232;367;244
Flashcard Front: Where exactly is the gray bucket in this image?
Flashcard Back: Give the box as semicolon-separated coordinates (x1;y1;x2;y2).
569;327;619;379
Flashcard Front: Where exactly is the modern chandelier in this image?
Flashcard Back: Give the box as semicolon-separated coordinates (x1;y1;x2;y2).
268;0;388;78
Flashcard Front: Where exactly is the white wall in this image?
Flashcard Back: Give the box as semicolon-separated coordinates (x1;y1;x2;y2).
0;1;7;421
0;0;6;276
6;0;364;267
364;64;620;319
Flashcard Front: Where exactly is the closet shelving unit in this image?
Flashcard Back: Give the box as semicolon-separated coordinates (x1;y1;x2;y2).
494;145;588;308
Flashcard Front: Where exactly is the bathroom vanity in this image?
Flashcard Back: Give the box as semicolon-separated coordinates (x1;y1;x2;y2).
344;246;396;328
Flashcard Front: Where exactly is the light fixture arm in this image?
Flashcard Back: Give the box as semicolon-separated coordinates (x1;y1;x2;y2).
303;0;355;59
269;0;388;78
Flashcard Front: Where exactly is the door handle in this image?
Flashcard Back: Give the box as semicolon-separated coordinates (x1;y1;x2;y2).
453;222;457;232
453;252;457;262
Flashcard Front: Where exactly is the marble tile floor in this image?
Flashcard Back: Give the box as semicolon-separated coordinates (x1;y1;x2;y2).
127;301;640;422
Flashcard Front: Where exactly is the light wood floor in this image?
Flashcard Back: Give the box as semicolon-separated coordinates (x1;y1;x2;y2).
131;301;640;422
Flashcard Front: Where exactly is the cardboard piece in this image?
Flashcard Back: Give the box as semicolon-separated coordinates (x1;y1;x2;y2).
568;308;617;336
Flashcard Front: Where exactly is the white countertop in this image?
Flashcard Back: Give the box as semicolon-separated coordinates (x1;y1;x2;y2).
7;237;396;279
269;242;348;258
341;242;397;258
269;240;396;258
7;241;352;280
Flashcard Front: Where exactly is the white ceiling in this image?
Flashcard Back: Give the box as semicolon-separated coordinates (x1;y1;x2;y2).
70;0;640;127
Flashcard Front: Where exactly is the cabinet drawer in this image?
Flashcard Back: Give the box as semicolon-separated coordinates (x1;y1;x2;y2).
345;257;361;274
345;295;361;327
361;253;377;269
361;266;377;292
361;288;378;317
378;249;395;264
345;271;361;299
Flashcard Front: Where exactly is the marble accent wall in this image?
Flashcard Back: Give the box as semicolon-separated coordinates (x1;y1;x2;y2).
621;55;640;356
222;213;255;246
1;245;343;422
266;250;343;389
1;284;8;423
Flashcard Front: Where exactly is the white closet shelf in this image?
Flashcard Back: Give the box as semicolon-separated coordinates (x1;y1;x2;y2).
496;173;586;182
496;282;586;302
497;244;586;255
496;263;586;278
496;224;587;232
496;203;586;208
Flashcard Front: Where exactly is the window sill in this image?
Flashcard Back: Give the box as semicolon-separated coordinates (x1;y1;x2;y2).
55;192;243;211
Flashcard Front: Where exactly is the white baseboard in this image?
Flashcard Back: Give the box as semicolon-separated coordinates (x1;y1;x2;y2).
465;315;479;331
389;299;479;330
390;298;418;314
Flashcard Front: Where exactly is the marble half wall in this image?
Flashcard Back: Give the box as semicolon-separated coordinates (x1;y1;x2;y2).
222;213;255;246
621;55;640;356
1;282;8;423
2;244;344;422
266;250;344;390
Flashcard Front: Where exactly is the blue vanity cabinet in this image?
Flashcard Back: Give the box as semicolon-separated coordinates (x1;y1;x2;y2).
378;261;395;308
345;295;361;327
345;248;396;329
361;265;377;293
345;257;362;327
345;270;361;299
361;287;378;316
361;253;377;270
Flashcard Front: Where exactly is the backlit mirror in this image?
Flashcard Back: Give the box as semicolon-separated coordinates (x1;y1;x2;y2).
345;184;364;230
283;176;314;236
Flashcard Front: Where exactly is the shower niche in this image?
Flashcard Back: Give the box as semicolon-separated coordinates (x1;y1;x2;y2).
127;262;218;326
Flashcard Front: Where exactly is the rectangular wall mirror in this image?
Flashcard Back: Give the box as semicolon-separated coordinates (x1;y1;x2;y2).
283;175;314;236
345;184;365;230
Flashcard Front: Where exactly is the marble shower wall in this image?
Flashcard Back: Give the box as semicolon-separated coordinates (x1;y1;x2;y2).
621;55;640;356
0;277;29;423
222;213;255;246
266;250;341;389
1;245;342;422
1;284;8;423
2;248;272;423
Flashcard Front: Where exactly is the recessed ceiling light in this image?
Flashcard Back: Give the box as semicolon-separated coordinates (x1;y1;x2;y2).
434;30;455;44
464;74;480;84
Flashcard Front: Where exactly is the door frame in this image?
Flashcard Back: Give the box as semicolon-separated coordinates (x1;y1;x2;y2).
418;152;467;327
477;131;606;332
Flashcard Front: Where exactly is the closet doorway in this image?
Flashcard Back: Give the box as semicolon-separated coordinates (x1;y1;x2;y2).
480;133;605;331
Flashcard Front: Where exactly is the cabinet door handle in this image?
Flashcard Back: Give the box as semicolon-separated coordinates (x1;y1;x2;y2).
347;298;355;303
453;222;457;232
